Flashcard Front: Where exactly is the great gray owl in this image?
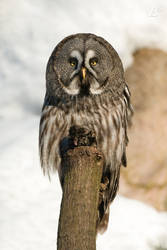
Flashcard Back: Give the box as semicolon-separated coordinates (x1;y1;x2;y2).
39;33;133;233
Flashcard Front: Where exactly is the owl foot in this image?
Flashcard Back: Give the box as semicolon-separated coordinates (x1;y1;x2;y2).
100;177;109;191
99;177;109;203
69;125;97;147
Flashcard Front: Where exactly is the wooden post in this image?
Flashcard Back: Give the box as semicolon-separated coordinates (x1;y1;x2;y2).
57;127;103;250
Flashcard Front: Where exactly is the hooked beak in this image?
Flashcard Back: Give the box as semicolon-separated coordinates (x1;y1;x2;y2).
81;67;86;81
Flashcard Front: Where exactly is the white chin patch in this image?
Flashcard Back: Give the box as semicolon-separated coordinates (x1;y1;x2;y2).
90;78;104;95
63;77;80;95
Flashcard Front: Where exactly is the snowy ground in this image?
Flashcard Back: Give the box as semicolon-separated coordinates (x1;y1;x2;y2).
1;0;167;249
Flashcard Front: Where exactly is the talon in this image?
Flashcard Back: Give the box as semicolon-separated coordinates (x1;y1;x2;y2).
100;183;107;191
103;177;109;186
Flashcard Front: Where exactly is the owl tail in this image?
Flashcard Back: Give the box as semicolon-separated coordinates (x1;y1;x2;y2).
96;166;121;234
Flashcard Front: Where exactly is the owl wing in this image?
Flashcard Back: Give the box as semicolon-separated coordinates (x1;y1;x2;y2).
121;84;133;167
97;84;133;233
39;99;69;178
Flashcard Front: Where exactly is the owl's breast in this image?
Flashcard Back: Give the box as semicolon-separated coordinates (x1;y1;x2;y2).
39;95;126;175
68;99;126;170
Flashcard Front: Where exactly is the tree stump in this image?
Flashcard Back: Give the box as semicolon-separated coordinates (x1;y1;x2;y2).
57;126;104;250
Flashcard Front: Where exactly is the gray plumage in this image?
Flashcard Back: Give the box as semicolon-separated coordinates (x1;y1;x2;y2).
39;33;133;233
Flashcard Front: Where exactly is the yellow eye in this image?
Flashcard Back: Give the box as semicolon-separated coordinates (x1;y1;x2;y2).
90;58;98;67
70;61;76;67
69;58;77;68
91;61;96;66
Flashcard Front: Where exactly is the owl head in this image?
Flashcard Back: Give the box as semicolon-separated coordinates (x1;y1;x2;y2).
46;33;125;99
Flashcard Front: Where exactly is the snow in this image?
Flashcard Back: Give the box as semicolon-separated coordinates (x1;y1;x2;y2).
0;0;167;249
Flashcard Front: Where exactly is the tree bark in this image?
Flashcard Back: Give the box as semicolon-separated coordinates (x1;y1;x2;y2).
57;142;103;250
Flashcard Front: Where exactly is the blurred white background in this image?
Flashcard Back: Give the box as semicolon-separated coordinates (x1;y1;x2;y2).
0;0;167;249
